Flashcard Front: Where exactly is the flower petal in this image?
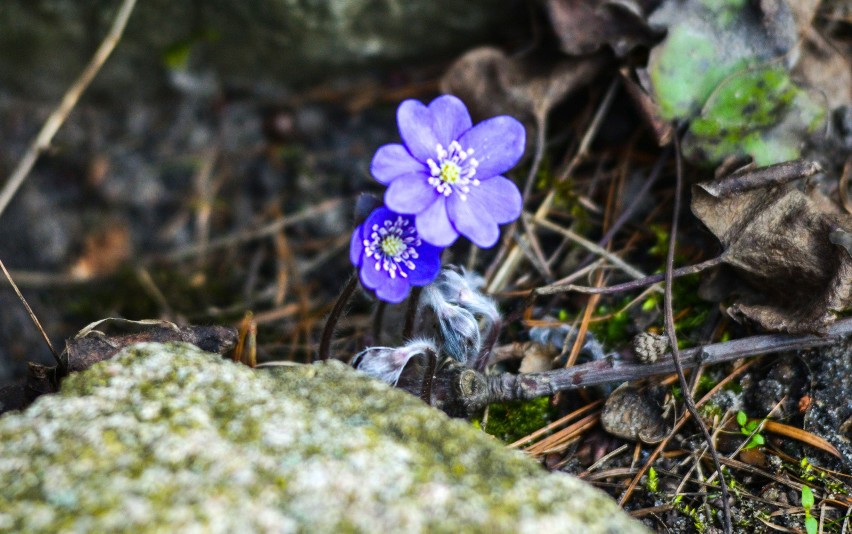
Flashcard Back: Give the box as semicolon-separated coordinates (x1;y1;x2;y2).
359;256;383;290
470;175;522;224
349;224;364;267
375;274;411;304
407;243;442;286
385;173;438;214
458;116;526;179
447;195;500;248
428;95;472;147
371;144;426;185
397;99;440;162
415;197;458;247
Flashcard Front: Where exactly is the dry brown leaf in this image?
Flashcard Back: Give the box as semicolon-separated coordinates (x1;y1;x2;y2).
545;0;663;57
440;46;607;128
692;160;852;333
69;222;131;280
65;318;238;373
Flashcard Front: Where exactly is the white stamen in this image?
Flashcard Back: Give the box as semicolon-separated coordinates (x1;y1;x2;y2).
363;215;422;279
426;139;480;202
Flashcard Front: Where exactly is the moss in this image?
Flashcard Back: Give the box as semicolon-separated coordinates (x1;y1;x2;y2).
0;343;647;533
483;397;555;444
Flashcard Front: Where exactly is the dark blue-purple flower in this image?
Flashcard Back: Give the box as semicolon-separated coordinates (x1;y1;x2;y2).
371;95;525;248
350;206;442;303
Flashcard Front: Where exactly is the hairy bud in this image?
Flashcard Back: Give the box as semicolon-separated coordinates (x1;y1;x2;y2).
416;286;481;364
433;267;500;324
351;339;438;386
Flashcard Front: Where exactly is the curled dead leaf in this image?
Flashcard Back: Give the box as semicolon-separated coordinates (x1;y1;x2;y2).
692;160;852;333
545;0;663;57
440;46;607;128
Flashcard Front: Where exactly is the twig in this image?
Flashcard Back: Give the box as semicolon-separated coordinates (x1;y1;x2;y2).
0;0;138;219
700;159;822;198
839;157;852;215
665;133;732;533
522;116;548;203
597;146;671;250
0;259;63;368
317;273;358;361
372;301;387;344
487;309;852;403
534;257;722;296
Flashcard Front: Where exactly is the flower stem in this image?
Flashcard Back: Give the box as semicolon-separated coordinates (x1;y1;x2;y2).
403;286;423;340
372;301;386;345
317;272;358;361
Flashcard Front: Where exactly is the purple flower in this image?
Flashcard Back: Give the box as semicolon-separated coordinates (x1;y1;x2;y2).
350;206;442;303
371;95;525;248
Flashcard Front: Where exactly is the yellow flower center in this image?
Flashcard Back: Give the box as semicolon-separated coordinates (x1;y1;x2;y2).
440;161;461;184
381;235;405;257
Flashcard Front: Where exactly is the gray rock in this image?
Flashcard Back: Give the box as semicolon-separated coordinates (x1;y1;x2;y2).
0;342;647;533
0;1;522;100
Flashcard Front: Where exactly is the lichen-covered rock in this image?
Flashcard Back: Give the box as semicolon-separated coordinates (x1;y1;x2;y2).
0;342;647;533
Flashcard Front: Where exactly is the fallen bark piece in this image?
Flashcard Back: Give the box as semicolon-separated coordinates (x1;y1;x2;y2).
0;318;237;415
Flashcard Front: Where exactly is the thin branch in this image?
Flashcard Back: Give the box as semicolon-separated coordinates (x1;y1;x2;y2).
0;0;138;219
597;146;671;249
534;257;722;296
0;259;63;368
487;315;852;400
701;159;822;198
665;133;732;533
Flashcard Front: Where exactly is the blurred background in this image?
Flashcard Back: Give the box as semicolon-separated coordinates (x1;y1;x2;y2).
0;0;534;385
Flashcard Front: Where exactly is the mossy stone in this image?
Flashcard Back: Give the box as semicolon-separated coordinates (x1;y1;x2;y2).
0;342;648;533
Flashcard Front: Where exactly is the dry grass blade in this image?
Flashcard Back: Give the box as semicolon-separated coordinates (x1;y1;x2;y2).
487;78;620;293
509;399;603;449
0;259;62;367
761;420;842;459
524;412;600;455
0;0;138;219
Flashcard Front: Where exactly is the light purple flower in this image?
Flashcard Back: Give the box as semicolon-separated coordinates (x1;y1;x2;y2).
350;206;442;303
371;95;525;248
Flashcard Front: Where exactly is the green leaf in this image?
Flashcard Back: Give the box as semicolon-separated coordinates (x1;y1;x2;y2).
647;0;796;121
749;434;765;447
805;515;818;534
682;66;826;166
736;411;747;427
801;485;815;510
